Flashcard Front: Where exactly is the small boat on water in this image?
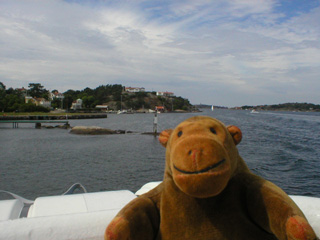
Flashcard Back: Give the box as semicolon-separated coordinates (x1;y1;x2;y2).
250;109;259;114
117;110;127;114
1;182;319;240
211;105;214;111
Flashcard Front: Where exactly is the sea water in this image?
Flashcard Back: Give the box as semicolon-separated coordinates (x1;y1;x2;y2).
0;109;319;199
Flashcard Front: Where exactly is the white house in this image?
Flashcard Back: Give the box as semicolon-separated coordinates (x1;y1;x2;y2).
36;98;51;108
50;91;64;100
124;87;145;93
71;99;83;110
156;91;174;97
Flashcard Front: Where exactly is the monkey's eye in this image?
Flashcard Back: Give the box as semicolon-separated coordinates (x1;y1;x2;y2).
177;131;183;137
210;127;217;134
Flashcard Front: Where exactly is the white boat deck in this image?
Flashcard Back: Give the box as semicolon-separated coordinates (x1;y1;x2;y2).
0;182;319;240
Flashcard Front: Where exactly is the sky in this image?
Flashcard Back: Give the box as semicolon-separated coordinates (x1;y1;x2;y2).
1;0;320;107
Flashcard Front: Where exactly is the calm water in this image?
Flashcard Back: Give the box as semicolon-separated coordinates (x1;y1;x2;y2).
1;109;319;199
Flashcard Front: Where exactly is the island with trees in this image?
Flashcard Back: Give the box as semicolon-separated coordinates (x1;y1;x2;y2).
237;103;320;112
0;82;194;114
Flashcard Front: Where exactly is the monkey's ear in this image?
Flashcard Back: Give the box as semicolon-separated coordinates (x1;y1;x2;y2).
227;125;242;145
159;129;173;147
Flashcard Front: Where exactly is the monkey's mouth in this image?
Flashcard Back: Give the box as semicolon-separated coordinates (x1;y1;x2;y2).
173;159;226;175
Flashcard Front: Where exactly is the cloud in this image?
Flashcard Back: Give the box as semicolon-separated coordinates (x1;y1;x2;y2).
0;0;319;106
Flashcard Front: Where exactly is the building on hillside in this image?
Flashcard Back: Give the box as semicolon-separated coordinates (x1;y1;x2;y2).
25;96;35;104
156;91;174;97
25;96;51;108
124;87;145;93
155;106;165;112
95;105;109;112
35;98;51;108
71;99;83;110
50;91;64;100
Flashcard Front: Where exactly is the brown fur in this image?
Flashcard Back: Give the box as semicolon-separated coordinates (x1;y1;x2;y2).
105;116;318;240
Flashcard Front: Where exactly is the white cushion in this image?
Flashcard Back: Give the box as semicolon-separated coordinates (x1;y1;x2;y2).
0;199;23;221
28;190;136;217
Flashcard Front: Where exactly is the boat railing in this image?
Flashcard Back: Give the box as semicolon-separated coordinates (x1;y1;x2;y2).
62;183;88;195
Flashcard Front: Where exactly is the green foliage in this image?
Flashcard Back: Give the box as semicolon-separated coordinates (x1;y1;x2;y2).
1;83;193;112
1;89;24;112
241;105;254;110
82;95;95;108
0;82;5;90
173;97;191;111
0;84;51;112
0;85;6;112
62;85;124;109
28;83;49;99
18;103;50;113
241;103;320;111
155;96;192;111
63;90;77;110
51;98;62;109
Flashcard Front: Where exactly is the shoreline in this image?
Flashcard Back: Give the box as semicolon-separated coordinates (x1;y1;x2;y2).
0;113;108;120
0;109;202;120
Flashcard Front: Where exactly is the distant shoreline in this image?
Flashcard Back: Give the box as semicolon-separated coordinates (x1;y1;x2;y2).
234;108;320;112
196;102;320;112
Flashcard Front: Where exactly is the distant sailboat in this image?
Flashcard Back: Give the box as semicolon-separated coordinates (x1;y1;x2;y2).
211;105;214;111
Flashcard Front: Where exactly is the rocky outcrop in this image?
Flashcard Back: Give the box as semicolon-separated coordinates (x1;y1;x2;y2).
70;126;125;135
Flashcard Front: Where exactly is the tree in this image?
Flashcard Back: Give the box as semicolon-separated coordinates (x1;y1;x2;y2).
28;83;49;99
0;82;6;112
3;92;24;112
111;85;123;101
0;82;5;90
51;98;62;109
63;89;83;110
83;87;94;96
82;95;95;108
173;97;191;111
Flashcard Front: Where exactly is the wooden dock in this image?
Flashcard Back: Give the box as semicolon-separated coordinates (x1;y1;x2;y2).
0;120;70;129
